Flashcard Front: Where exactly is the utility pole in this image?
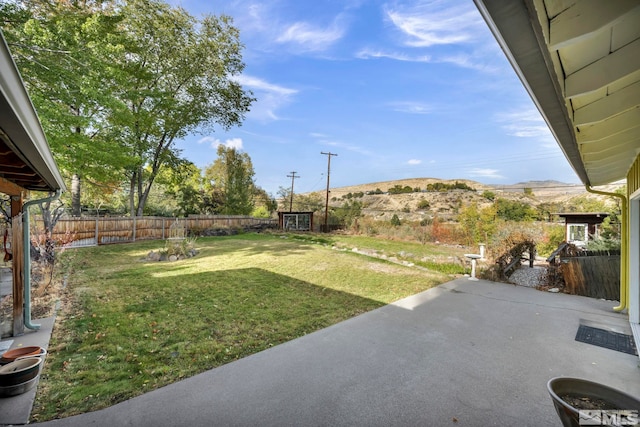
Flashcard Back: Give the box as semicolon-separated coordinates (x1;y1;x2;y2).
287;171;299;212
321;152;337;232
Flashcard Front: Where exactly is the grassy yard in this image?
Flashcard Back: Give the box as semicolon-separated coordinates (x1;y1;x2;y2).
32;232;466;422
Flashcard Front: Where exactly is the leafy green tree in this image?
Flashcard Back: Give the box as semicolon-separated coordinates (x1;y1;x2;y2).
458;202;498;244
205;146;256;215
155;162;204;216
494;198;536;222
334;200;362;228
565;196;610;213
1;0;131;216
253;187;277;215
277;188;324;212
113;0;254;216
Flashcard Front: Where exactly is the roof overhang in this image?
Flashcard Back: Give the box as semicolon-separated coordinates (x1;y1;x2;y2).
0;30;66;196
474;0;640;187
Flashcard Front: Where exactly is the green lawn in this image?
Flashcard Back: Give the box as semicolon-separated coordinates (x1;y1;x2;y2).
32;232;462;421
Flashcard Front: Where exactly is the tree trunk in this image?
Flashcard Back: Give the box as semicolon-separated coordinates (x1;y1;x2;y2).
71;174;81;217
129;171;136;217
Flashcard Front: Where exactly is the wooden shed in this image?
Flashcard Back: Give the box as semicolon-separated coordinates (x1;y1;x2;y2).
278;212;313;231
556;212;610;247
0;30;66;336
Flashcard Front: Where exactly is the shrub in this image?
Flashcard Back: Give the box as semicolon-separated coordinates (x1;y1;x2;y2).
482;190;495;201
417;199;430;210
536;224;565;257
161;237;198;259
390;214;401;226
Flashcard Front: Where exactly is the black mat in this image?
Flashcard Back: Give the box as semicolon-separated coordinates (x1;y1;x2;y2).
575;324;637;356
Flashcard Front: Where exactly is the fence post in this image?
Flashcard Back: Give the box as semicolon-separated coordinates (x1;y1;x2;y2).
162;218;165;240
95;216;99;245
133;216;136;242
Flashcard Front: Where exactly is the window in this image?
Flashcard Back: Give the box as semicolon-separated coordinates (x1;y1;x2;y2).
568;224;587;246
283;213;311;231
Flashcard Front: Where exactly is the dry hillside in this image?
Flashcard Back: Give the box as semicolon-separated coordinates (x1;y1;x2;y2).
300;178;622;222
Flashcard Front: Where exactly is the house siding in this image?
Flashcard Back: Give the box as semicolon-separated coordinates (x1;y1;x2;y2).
627;155;640;195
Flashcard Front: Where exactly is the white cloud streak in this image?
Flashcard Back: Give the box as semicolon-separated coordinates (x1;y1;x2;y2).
234;75;298;122
385;1;485;48
468;168;504;180
276;19;346;52
388;101;434;115
356;48;431;62
198;137;244;151
495;109;551;138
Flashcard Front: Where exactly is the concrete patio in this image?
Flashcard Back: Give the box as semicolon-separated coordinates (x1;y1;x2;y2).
2;277;639;426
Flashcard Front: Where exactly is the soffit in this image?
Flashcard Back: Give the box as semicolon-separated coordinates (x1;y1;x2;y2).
474;0;640;186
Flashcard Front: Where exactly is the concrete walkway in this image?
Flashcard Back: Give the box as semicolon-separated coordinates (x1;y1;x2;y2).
3;278;640;426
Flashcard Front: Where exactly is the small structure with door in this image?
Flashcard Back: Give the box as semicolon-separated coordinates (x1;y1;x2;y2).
278;212;313;231
556;212;610;247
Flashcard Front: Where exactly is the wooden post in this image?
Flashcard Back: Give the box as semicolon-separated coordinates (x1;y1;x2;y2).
11;212;24;336
529;244;535;268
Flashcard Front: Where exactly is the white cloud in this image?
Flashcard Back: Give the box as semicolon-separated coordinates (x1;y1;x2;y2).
234;75;298;122
407;159;422;165
436;53;500;73
310;133;373;157
495;109;551;138
198;137;244;150
276;19;345;52
389;101;433;115
468;168;504;180
356;48;431;62
385;1;485;48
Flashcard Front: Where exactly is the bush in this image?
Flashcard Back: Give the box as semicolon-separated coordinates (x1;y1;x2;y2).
390;214;401;226
417;199;430;210
536;224;565;257
482;191;495;201
161;237;198;259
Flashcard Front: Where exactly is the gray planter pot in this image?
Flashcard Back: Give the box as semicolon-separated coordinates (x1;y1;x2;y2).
547;377;640;427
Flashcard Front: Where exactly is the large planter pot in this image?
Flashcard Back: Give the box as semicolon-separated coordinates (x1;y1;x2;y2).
0;375;39;397
0;357;42;387
547;377;640;427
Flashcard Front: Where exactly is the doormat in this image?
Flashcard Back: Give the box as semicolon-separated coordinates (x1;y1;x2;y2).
575;325;638;356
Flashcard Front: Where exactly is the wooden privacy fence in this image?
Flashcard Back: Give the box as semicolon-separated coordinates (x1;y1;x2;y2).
32;215;277;248
561;250;620;300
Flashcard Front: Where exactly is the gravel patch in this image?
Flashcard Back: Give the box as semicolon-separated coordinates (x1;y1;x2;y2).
508;266;548;288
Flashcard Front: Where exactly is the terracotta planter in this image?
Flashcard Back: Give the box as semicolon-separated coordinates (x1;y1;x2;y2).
0;346;44;364
547;377;640;427
0;357;42;387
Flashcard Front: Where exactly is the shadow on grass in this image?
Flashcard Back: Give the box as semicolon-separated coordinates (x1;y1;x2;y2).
39;267;386;420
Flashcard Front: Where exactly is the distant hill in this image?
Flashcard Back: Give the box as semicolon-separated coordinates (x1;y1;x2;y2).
299;178;623;222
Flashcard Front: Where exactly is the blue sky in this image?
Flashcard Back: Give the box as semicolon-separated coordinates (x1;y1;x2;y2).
171;0;581;196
